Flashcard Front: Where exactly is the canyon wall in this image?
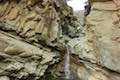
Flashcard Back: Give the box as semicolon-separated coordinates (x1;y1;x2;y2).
75;0;120;80
0;0;120;80
0;0;80;80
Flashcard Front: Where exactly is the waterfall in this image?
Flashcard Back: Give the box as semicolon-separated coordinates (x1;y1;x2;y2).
64;44;71;79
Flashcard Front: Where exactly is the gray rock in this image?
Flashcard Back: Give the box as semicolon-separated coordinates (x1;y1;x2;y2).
0;76;9;80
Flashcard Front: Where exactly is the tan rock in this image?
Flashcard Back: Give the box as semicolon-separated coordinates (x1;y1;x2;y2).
82;1;120;73
92;1;117;11
113;0;120;7
0;0;82;79
5;7;19;20
0;32;59;78
77;61;120;80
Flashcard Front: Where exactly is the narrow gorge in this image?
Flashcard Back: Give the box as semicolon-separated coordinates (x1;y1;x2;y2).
0;0;120;80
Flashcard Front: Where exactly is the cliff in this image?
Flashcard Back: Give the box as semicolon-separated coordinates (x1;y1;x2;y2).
76;0;120;80
0;0;120;80
0;0;79;80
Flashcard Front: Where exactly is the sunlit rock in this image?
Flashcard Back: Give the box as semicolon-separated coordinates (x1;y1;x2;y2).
82;0;120;73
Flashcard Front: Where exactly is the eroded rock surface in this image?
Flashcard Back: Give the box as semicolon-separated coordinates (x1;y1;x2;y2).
63;0;120;80
0;31;59;79
0;0;79;79
83;0;120;72
0;0;120;80
75;0;120;80
77;60;120;80
0;0;79;44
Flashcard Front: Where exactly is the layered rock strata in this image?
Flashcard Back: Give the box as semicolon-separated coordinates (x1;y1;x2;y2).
0;0;120;80
74;0;120;80
0;0;79;79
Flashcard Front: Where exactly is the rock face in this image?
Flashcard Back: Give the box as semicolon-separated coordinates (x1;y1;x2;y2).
0;0;78;43
0;31;59;79
0;31;58;74
0;0;79;79
84;0;120;72
0;0;120;80
60;0;120;80
75;0;120;80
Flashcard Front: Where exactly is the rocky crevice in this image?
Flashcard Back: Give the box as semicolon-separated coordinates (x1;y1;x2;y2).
0;0;120;80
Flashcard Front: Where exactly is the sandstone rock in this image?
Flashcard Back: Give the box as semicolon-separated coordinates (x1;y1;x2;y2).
0;0;79;79
0;31;59;79
113;0;120;7
90;0;111;2
5;7;19;20
0;0;78;46
77;61;120;80
63;0;120;79
81;1;120;73
1;0;120;80
92;1;117;11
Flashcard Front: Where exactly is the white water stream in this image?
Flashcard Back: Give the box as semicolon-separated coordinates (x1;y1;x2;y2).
64;44;71;79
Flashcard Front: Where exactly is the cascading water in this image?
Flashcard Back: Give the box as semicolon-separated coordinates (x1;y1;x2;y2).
64;44;71;80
